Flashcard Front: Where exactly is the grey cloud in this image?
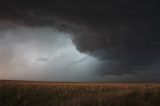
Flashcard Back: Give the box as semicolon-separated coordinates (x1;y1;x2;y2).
0;26;99;81
0;0;160;82
36;56;50;62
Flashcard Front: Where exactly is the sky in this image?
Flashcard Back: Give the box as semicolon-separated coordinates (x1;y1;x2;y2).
0;0;160;82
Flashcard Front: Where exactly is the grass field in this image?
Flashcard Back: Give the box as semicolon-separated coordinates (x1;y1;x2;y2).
0;80;160;106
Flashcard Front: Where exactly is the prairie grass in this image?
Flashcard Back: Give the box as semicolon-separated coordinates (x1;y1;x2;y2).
0;80;160;106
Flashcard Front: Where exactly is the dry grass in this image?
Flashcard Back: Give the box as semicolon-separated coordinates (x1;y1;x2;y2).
0;80;160;106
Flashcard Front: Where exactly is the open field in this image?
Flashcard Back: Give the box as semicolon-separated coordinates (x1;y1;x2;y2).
0;80;160;106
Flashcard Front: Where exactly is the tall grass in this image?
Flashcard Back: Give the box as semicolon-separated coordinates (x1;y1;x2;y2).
0;81;160;106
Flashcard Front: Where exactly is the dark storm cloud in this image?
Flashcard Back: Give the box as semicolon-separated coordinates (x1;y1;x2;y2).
0;0;160;78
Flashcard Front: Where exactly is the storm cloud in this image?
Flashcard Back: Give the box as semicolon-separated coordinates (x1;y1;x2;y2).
0;0;160;82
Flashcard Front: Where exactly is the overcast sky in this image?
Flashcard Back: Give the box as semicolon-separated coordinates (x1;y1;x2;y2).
0;0;160;82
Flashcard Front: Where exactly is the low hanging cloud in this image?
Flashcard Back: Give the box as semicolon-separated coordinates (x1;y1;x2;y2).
0;25;102;81
0;0;160;82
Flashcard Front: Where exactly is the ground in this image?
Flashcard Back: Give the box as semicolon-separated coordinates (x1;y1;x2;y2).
0;80;160;106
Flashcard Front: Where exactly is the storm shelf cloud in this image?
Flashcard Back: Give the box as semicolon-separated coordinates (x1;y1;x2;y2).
0;0;160;82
